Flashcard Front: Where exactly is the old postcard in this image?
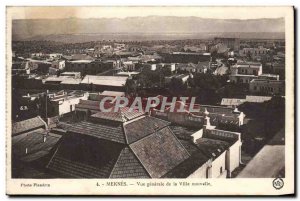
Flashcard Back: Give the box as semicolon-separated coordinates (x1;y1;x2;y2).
6;6;294;195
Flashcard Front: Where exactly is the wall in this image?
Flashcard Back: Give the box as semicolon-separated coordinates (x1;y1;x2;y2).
226;140;242;177
187;161;211;178
211;152;227;178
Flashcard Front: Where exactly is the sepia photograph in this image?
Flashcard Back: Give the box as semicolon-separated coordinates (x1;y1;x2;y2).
5;6;294;195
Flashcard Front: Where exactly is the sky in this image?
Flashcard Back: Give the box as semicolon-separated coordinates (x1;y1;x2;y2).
8;6;288;20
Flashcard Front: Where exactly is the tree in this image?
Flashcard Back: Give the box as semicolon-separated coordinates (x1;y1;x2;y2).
169;78;187;94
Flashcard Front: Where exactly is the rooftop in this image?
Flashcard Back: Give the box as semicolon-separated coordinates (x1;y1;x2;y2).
130;127;190;178
12;129;61;162
12;116;46;136
81;75;127;87
64;121;126;144
123;116;170;144
91;107;144;123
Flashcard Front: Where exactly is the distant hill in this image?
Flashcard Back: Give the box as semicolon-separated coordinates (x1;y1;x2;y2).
12;16;285;41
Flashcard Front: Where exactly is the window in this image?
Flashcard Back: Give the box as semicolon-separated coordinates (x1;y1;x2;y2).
220;167;223;174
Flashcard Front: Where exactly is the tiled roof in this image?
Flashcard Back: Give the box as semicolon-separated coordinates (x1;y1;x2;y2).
12;129;61;162
110;147;150;178
62;121;126;144
12;116;46;136
47;155;115;178
162;151;209;178
75;99;101;111
195;138;230;159
169;125;199;140
47;133;123;178
130;127;190;178
123;116;170;144
178;139;200;154
91;107;144;123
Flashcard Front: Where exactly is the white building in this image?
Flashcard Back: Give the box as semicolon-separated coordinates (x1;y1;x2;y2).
51;60;66;70
157;63;176;72
249;79;285;96
122;61;135;71
239;47;268;58
229;62;262;84
49;91;89;116
143;63;157;71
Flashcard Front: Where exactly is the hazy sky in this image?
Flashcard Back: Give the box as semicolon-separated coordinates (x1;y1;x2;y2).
8;6;288;20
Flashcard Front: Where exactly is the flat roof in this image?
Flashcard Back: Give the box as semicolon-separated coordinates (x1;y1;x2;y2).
69;60;93;63
81;75;127;87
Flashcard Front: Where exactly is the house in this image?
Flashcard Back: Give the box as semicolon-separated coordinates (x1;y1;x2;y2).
162;52;211;64
221;96;272;107
116;71;140;77
12;116;62;178
48;53;62;59
157;63;176;72
229;62;262;84
142;63;157;71
164;113;242;178
151;99;245;129
122;61;135;71
47;113;192;178
239;47;269;58
47;91;89;117
80;75;127;91
51;60;66;70
43;75;82;90
47;107;241;178
165;74;190;84
177;61;210;73
60;72;81;79
12;116;47;136
249;79;285;96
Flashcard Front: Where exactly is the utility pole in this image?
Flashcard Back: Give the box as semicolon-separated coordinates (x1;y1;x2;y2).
45;91;48;119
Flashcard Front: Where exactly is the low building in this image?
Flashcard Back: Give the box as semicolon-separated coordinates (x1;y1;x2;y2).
51;60;66;70
116;71;140;77
142;63;157;71
12;116;47;136
239;47;269;58
177;61;210;73
165;74;190;84
80;75;127;91
60;72;81;79
162;52;211;64
249;79;285;96
47;91;89;117
122;61;135;71
12;116;62;177
151;99;245;129
43;75;82;90
157;63;176;72
229;62;263;84
221;96;272;107
47;107;241;179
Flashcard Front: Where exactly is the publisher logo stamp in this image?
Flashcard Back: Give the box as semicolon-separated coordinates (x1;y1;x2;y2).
273;178;284;190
